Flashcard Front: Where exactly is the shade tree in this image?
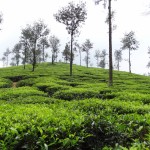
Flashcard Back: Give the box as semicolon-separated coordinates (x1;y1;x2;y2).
20;27;32;69
49;35;60;64
82;39;93;68
95;0;117;86
11;43;22;66
121;31;139;73
54;1;87;75
20;20;50;71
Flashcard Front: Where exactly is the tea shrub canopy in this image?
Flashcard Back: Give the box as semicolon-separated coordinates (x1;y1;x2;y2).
0;63;150;149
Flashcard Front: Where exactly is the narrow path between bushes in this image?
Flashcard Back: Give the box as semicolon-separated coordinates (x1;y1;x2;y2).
12;82;17;88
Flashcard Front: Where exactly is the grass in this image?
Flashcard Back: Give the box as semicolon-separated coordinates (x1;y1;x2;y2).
0;62;150;149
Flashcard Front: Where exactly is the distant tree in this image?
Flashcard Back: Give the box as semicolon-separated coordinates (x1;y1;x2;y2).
0;56;6;67
20;20;50;71
54;1;87;76
45;53;49;62
147;47;150;68
12;43;22;66
95;0;116;86
62;44;71;63
75;43;82;66
10;58;16;66
121;31;139;73
3;48;11;66
114;49;122;71
39;37;49;62
99;49;107;68
82;39;93;68
20;27;32;69
49;35;60;64
94;49;101;67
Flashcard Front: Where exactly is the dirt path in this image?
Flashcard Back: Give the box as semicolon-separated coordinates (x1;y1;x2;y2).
12;82;17;88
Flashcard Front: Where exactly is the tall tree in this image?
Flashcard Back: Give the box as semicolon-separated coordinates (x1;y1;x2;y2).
82;39;93;68
95;0;115;86
20;20;50;71
121;31;139;73
20;27;32;69
12;43;22;66
54;1;87;76
114;49;122;71
49;35;60;64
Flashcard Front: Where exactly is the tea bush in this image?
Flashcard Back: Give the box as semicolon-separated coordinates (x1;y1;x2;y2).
0;78;12;88
0;86;47;101
0;63;150;149
53;88;99;100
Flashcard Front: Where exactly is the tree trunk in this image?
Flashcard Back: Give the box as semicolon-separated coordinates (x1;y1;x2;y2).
129;48;131;73
118;60;119;71
79;50;81;66
108;0;113;86
87;52;89;68
32;41;37;72
7;56;8;67
52;53;54;64
42;45;45;62
23;46;27;69
70;32;73;76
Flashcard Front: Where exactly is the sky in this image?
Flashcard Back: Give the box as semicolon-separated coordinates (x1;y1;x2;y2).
0;0;150;75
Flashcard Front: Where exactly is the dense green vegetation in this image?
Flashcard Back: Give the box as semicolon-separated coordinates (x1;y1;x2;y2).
0;63;150;150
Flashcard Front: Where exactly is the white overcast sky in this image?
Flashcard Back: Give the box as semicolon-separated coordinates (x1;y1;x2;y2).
0;0;150;75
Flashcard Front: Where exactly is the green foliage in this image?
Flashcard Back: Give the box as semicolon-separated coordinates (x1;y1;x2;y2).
0;63;150;149
0;87;47;101
54;88;95;100
0;78;12;88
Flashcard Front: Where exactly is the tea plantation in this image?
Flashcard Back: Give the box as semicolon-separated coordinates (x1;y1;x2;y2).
0;63;150;150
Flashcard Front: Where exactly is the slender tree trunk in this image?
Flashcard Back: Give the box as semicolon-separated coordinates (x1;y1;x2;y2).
7;56;8;67
23;59;26;69
23;46;27;69
118;60;119;71
52;53;54;64
129;48;131;73
79;50;81;66
87;52;89;68
42;45;45;62
32;41;37;72
70;32;73;76
108;0;113;86
32;49;36;72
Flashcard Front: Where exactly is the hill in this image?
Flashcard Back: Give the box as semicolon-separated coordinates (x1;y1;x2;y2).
0;63;150;150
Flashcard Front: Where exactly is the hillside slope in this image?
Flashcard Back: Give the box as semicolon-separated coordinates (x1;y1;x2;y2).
0;63;150;150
